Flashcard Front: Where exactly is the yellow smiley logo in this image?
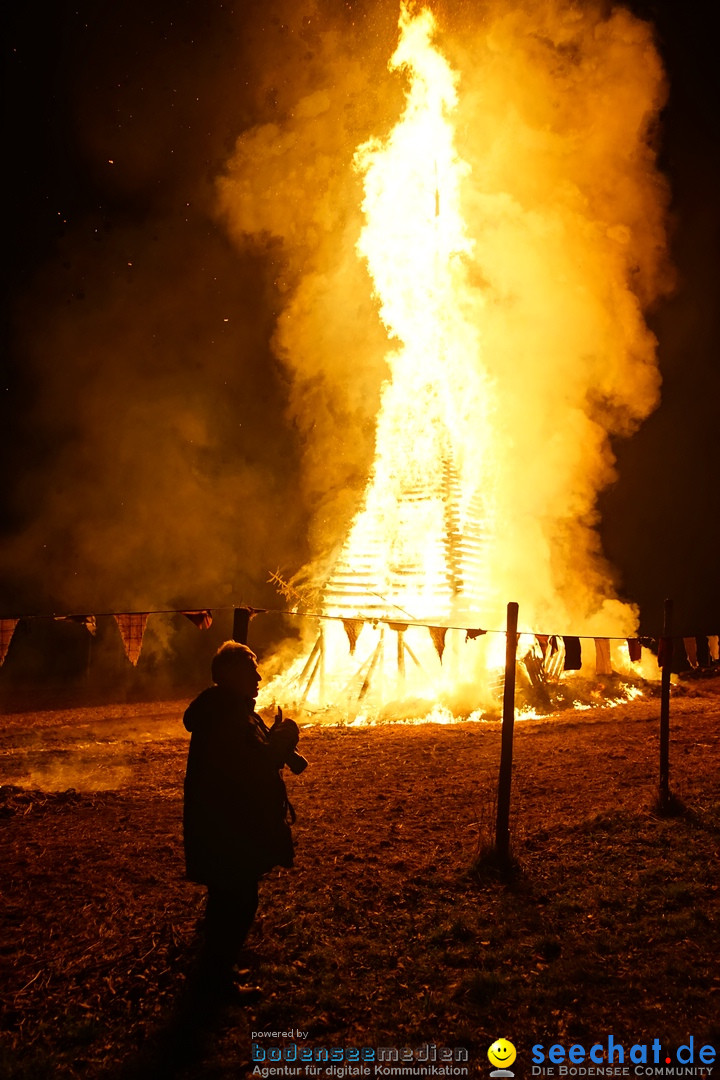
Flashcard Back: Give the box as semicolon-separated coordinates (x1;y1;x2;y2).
488;1039;517;1069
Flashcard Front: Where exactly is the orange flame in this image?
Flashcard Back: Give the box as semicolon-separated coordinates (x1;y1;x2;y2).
218;1;671;718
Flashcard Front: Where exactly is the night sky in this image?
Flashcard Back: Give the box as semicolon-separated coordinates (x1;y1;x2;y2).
598;0;720;638
3;0;719;654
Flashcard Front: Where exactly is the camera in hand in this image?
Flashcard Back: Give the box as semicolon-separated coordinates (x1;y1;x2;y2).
285;748;309;774
272;706;309;774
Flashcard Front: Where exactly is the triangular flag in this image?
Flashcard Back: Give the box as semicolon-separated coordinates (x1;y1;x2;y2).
594;638;612;675
626;638;642;663
466;628;487;642
56;615;97;635
342;619;363;655
115;613;149;665
683;637;699;669
563;636;582;671
182;610;213;630
429;626;447;662
0;618;19;666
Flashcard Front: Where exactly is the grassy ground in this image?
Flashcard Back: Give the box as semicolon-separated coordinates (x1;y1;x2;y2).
1;679;719;1078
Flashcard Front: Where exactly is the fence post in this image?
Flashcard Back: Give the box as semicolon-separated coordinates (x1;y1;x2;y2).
659;597;673;811
495;601;519;862
232;607;251;645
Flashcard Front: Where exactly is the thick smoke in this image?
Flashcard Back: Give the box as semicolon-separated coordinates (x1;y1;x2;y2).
6;234;300;614
3;1;319;622
450;0;673;634
215;5;404;572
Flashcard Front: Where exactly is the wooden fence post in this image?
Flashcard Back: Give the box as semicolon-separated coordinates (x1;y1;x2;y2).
495;601;519;862
659;597;673;811
232;607;251;645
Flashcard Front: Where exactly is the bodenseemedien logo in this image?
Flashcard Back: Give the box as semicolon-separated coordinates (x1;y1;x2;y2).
488;1038;517;1077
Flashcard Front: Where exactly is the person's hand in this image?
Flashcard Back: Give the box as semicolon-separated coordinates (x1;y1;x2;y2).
269;708;299;753
276;718;300;749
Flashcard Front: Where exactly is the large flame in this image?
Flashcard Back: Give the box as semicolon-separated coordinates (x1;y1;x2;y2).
217;0;670;719
326;5;496;621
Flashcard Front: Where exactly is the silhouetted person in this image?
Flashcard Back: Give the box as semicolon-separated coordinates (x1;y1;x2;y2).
183;640;300;1000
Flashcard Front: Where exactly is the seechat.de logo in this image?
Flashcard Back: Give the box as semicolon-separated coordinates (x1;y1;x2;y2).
488;1038;517;1077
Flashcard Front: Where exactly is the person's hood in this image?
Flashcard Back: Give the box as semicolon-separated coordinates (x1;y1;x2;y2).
183;685;255;732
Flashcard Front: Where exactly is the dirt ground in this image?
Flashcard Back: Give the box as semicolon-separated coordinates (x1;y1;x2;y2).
1;677;719;1079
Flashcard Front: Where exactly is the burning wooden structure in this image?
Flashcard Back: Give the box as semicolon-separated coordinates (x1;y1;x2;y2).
249;1;669;721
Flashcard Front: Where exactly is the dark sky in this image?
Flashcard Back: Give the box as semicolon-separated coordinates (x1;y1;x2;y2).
598;0;720;636
3;0;719;641
3;0;315;622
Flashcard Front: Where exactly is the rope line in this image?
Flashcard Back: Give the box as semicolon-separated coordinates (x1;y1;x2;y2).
1;601;715;642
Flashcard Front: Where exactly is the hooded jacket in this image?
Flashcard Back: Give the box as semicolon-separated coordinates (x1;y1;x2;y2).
183;685;294;886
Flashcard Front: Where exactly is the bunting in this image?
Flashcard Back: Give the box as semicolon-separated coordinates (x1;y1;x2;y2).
342;619;363;656
429;626;448;663
182;610;213;630
0;618;19;667
683;637;699;669
1;599;718;681
55;614;97;635
542;640;565;679
114;614;149;666
563;636;582;671
594;638;612;676
627;638;642;663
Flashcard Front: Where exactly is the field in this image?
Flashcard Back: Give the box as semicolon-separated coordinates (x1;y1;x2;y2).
1;677;719;1079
